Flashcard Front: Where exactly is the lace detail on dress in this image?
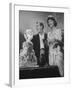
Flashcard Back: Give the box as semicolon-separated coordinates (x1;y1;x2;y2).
48;28;64;76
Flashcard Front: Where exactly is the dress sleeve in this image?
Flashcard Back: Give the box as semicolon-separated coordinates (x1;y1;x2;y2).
47;32;50;44
47;32;52;42
55;29;62;41
47;31;55;43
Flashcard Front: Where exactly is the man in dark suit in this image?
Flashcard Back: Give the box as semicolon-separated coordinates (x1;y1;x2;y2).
31;22;49;67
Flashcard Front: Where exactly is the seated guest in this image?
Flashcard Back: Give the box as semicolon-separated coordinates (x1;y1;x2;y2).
32;22;49;67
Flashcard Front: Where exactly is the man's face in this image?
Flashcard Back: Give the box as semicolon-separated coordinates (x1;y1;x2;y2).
39;25;43;34
36;23;43;34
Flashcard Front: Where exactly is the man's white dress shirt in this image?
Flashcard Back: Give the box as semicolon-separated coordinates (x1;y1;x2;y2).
39;33;44;49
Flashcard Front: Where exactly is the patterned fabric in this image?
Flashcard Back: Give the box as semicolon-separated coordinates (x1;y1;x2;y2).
48;28;64;76
19;41;38;68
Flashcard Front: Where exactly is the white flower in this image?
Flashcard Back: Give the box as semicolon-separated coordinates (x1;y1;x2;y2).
24;29;33;41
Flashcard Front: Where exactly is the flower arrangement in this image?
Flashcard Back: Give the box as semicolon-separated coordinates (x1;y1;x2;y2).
19;29;38;68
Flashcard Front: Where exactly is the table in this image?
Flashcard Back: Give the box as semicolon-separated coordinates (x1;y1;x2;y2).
19;65;61;79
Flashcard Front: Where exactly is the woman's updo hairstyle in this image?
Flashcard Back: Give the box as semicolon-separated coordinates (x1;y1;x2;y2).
47;15;57;27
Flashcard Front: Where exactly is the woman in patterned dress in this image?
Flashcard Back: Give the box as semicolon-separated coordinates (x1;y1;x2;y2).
47;15;64;76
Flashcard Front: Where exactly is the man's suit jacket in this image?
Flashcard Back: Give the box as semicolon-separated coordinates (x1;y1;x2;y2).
31;33;49;66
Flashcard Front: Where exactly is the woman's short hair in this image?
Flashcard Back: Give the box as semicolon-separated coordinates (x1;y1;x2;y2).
47;15;57;27
39;22;44;29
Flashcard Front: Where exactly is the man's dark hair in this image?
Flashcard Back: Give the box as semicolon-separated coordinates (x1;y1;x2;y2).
39;22;44;29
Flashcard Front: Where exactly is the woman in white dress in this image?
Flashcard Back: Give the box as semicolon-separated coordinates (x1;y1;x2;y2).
47;15;64;76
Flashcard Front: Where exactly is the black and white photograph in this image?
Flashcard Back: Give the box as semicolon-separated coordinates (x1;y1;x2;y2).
19;10;64;79
0;0;71;89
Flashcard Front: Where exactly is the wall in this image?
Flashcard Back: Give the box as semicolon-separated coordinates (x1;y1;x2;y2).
19;10;64;35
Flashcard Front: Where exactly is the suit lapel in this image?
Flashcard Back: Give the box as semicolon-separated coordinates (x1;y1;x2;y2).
37;33;47;49
37;34;40;49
